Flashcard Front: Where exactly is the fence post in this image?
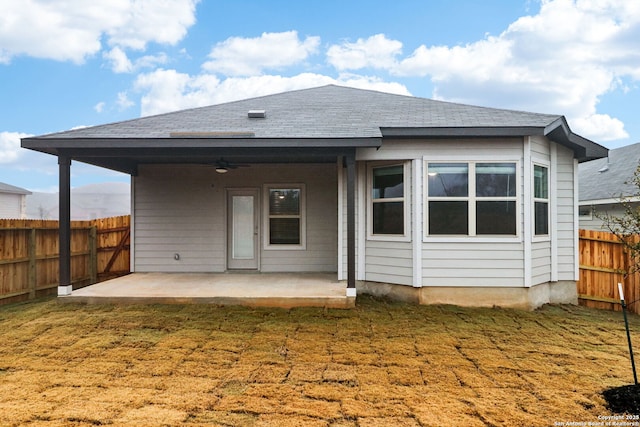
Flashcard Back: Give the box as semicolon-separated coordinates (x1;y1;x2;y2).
89;226;97;284
28;228;36;299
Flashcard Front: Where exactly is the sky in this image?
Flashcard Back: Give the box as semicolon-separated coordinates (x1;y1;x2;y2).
1;0;639;192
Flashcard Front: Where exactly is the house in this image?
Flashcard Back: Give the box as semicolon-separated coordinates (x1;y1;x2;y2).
26;182;131;220
0;182;31;219
579;142;640;230
21;85;607;309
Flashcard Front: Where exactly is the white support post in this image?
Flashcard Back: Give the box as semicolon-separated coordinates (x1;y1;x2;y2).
337;157;344;281
573;158;580;281
58;285;73;296
523;137;532;287
412;159;423;287
550;143;558;282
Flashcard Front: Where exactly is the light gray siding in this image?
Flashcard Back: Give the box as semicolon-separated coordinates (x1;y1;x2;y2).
579;203;626;230
358;138;524;161
349;137;576;289
360;138;527;288
134;136;579;288
0;193;26;219
260;164;338;273
366;241;413;286
134;165;223;272
134;163;337;273
423;243;524;287
531;244;551;284
556;145;578;281
529;135;552;285
362;160;414;285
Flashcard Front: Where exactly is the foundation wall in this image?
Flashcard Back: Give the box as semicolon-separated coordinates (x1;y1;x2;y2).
356;280;578;310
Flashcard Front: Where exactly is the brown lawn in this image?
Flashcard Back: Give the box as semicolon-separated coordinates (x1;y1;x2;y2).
0;295;638;426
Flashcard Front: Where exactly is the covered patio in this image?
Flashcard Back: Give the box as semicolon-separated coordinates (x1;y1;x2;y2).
60;273;355;308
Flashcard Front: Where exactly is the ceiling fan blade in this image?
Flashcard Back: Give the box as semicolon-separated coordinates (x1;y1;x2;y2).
215;158;250;169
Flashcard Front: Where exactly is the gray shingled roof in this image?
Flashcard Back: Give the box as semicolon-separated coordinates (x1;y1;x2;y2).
22;85;607;172
33;85;564;140
0;182;31;195
579;142;640;202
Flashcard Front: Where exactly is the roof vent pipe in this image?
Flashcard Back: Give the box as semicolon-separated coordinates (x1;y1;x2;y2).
248;110;266;118
598;156;610;173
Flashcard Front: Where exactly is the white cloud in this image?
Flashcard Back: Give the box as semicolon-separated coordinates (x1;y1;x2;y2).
334;73;411;96
104;47;168;73
374;0;640;142
0;131;31;164
135;52;168;69
202;31;321;76
318;0;637;142
572;113;628;142
134;68;205;115
0;0;198;64
94;102;106;113
105;0;198;50
104;47;133;73
117;91;135;110
134;69;410;116
327;34;403;71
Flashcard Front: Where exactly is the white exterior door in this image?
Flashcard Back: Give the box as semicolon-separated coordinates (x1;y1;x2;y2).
227;189;259;269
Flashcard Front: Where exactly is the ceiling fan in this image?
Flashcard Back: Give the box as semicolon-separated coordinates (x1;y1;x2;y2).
213;158;250;174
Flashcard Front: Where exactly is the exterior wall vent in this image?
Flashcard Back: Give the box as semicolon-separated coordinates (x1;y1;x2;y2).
248;110;266;118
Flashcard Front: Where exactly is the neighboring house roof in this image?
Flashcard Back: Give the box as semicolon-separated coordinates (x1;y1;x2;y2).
579;142;640;204
0;182;31;195
22;85;607;174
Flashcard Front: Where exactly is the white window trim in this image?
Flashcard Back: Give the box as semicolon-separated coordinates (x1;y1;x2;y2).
532;160;551;242
263;183;306;250
367;161;411;242
423;158;521;242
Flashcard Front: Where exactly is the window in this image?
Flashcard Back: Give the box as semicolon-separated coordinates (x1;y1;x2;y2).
371;164;405;236
533;165;549;235
579;206;593;220
265;185;305;248
427;162;517;236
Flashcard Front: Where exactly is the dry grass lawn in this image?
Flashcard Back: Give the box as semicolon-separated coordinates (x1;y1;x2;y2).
0;295;638;426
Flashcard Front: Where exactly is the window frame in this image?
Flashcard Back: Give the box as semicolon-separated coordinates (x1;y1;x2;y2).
532;162;550;240
263;183;306;250
578;205;593;221
423;158;521;242
367;162;410;242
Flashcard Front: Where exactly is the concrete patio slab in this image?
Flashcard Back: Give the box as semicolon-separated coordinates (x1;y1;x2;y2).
60;272;354;308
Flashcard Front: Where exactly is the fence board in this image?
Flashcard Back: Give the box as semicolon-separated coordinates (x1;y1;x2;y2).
0;215;130;304
578;229;640;314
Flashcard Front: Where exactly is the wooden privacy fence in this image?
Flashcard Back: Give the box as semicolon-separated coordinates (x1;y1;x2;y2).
0;215;130;304
578;229;640;314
